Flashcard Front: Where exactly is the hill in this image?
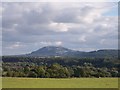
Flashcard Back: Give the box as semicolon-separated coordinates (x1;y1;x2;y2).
25;46;118;58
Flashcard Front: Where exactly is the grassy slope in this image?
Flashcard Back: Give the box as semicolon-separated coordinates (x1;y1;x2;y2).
2;77;118;88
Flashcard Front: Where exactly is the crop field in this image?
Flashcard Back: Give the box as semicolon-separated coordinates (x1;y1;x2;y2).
2;77;119;88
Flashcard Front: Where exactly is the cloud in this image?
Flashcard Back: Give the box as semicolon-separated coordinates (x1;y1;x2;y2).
5;42;25;49
35;41;62;46
49;22;69;32
1;2;118;55
78;35;86;42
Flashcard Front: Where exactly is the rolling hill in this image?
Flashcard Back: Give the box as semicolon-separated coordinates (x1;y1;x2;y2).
25;46;118;58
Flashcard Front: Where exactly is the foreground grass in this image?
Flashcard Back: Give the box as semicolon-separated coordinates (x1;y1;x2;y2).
0;77;1;89
2;77;118;88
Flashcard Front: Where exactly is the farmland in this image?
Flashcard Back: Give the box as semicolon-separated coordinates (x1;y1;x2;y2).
2;77;118;88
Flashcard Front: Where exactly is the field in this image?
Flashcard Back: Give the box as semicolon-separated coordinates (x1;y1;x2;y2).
2;77;119;88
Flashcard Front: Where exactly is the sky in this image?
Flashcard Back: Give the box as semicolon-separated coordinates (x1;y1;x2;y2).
1;2;118;55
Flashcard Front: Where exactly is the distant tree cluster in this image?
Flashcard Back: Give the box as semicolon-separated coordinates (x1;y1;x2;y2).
2;62;120;78
2;56;119;68
2;56;120;78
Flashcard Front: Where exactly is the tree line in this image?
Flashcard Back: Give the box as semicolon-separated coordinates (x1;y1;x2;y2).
2;56;119;68
2;62;120;78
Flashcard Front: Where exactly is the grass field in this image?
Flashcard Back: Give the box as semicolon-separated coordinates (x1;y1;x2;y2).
2;77;119;88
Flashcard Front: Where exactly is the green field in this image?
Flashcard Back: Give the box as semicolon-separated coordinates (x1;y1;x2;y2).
2;77;119;88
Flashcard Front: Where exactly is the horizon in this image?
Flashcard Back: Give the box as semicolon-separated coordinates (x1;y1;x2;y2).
2;45;118;56
1;2;118;55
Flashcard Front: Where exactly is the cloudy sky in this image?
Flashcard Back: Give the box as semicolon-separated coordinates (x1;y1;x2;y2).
1;2;118;55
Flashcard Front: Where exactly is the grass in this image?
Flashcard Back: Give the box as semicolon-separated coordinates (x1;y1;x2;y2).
2;77;119;88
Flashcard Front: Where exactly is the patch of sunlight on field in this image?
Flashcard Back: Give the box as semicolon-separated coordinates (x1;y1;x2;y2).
2;77;119;88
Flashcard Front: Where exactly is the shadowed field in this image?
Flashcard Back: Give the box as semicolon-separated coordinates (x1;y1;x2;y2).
2;77;118;88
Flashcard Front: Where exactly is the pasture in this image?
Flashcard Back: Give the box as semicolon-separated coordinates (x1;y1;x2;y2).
2;77;118;88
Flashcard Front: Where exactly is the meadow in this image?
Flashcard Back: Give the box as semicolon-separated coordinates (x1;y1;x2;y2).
2;77;119;88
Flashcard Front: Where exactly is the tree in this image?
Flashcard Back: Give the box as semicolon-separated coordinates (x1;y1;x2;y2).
67;67;74;77
6;71;13;77
73;67;82;77
28;71;37;78
13;71;20;77
36;66;45;78
45;72;50;78
24;66;30;74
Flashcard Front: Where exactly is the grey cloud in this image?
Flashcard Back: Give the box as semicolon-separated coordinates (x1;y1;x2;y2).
53;8;80;23
2;2;118;55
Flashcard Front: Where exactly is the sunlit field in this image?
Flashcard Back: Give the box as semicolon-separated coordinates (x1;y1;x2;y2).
2;77;118;88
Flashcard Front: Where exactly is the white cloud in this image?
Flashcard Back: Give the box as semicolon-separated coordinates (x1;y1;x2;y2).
55;41;62;46
78;35;86;42
49;22;69;32
35;41;62;46
5;42;25;49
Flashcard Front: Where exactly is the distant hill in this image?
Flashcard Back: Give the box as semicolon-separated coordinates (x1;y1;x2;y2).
27;46;75;57
25;46;118;58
